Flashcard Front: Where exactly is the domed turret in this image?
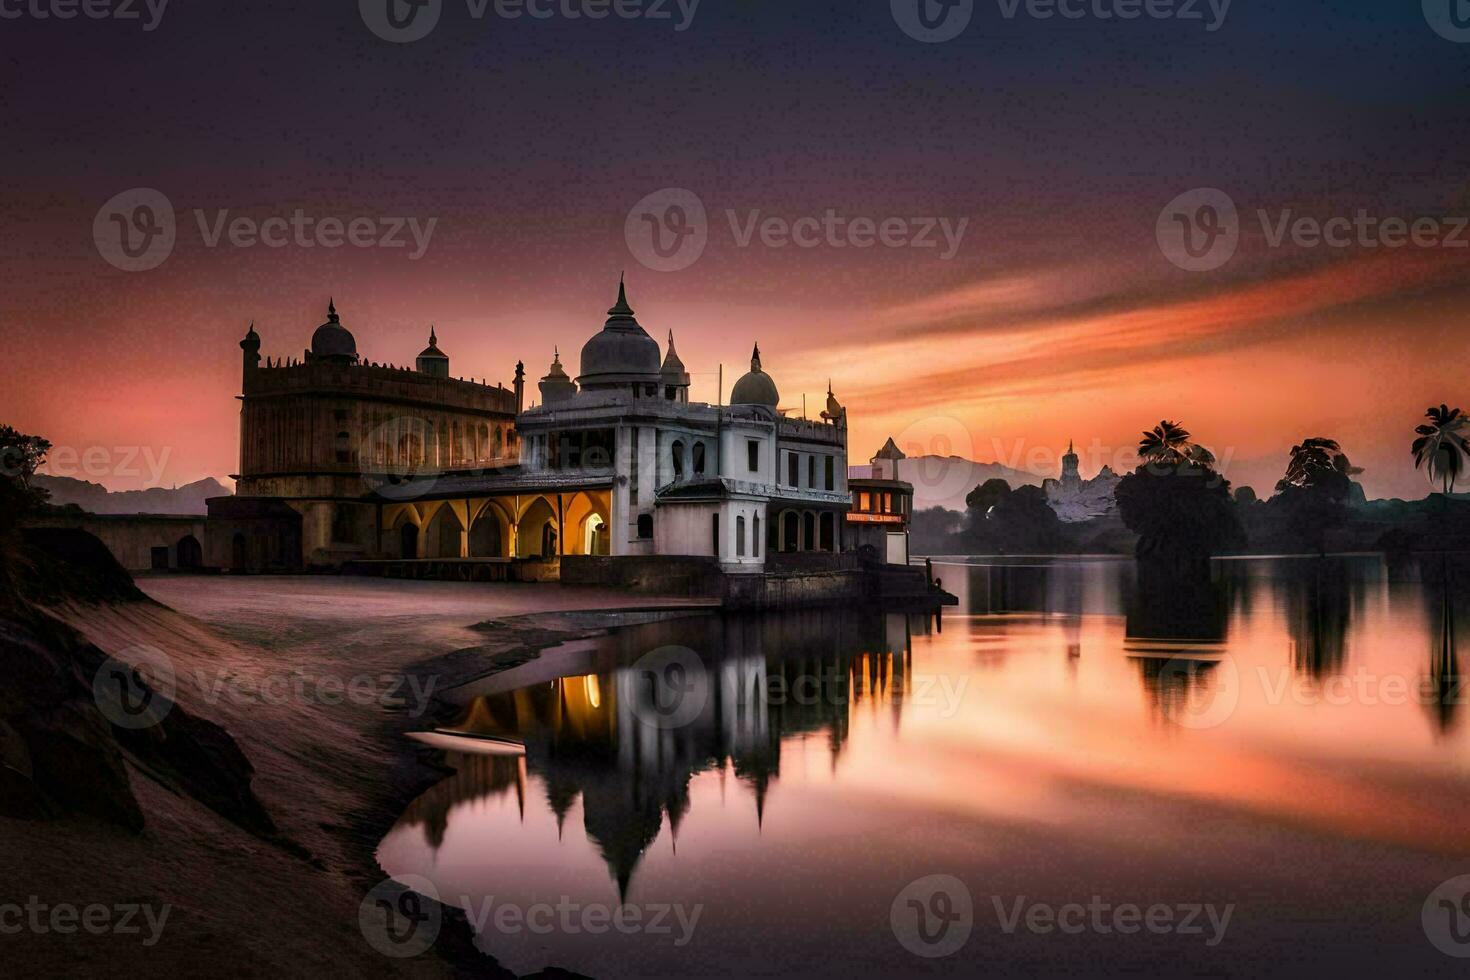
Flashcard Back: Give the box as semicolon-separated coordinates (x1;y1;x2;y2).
578;278;662;389
660;330;690;401
308;299;359;364
539;348;577;405
416;326;449;378
730;343;780;408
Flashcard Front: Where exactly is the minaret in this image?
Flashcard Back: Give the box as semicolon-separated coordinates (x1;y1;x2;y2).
514;360;526;414
240;321;261;383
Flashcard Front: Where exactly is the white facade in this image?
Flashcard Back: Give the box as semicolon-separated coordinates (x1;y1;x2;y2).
516;284;850;570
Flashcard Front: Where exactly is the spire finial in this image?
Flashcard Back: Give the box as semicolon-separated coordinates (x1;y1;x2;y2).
607;274;635;319
328;298;338;321
751;343;762;372
429;324;437;346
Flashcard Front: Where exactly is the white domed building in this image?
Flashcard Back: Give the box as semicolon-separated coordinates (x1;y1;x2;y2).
516;280;852;567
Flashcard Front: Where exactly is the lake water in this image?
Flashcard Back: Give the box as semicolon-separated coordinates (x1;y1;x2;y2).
377;555;1470;977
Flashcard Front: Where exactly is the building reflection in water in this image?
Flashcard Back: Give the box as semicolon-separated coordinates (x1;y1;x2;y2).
393;609;930;899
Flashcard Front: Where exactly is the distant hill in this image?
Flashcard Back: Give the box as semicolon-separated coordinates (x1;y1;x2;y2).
33;476;230;515
849;455;1043;512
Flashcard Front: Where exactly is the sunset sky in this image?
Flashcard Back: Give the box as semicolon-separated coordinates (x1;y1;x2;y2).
2;1;1467;499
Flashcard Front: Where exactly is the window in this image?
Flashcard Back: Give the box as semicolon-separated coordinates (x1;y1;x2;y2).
712;513;720;556
693;442;706;476
808;455;816;487
335;431;352;464
671;439;685;481
788;453;798;487
825;456;834;491
747;439;760;473
637;513;654;539
736;516;746;557
753;516;761;558
858;491;871;512
820;512;834;551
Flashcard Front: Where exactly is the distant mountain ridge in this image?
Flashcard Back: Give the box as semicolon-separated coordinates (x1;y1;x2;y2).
849;455;1044;512
35;475;230;515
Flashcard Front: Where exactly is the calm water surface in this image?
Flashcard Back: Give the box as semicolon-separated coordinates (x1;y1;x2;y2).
378;556;1470;977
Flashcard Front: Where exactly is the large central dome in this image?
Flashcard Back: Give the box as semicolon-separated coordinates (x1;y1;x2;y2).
578;280;662;386
309;299;359;363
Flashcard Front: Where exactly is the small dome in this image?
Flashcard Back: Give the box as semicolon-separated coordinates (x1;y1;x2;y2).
578;280;661;384
310;300;358;361
730;343;780;407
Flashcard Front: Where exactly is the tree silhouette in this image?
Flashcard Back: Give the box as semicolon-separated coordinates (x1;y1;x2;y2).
1270;437;1361;555
1118;421;1241;561
1137;420;1216;467
1413;405;1470;496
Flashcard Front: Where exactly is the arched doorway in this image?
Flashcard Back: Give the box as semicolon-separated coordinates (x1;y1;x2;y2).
803;512;816;552
469;511;504;558
583;514;607;555
425;505;464;559
176;534;202;569
399;522;419;559
782;511;799;552
517;497;559;558
231;532;247;571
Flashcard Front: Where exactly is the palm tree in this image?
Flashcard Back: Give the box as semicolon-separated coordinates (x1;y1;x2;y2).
1279;437;1361;491
1138;420;1215;468
1412;405;1470;496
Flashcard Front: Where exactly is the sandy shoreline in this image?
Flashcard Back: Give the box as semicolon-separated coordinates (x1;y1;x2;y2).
2;575;707;978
